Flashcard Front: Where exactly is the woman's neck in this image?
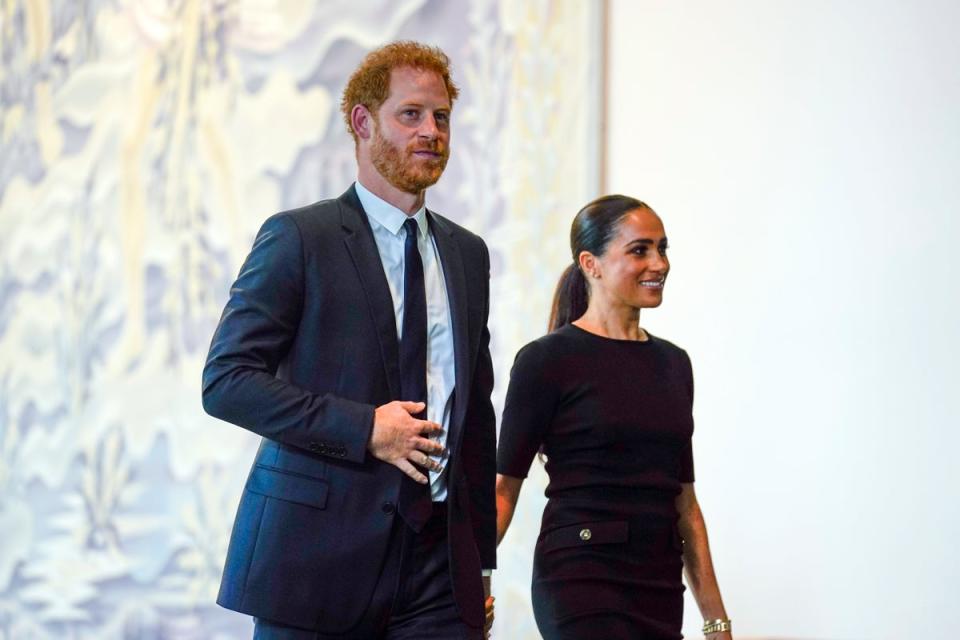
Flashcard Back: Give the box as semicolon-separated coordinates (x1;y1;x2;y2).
573;306;646;341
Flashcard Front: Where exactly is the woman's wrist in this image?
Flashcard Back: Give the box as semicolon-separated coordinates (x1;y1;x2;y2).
702;618;732;634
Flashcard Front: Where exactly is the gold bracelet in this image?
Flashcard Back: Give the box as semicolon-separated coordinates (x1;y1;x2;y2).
702;619;732;634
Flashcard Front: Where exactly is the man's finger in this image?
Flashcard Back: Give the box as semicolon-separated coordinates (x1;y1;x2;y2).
409;449;443;472
395;459;428;484
399;401;426;414
417;419;444;435
415;437;445;456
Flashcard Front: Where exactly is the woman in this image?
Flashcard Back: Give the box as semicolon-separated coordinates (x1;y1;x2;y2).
496;196;732;639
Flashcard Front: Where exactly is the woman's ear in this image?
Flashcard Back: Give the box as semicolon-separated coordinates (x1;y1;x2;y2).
578;251;600;279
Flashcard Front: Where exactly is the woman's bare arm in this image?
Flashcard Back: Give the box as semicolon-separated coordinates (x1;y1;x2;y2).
495;474;524;546
676;482;732;639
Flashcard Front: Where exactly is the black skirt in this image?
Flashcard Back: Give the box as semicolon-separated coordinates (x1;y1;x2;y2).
531;515;685;640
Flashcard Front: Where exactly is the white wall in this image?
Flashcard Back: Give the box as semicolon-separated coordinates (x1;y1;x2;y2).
607;2;960;638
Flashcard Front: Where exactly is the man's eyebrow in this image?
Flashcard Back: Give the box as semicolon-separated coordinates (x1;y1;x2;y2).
396;102;451;111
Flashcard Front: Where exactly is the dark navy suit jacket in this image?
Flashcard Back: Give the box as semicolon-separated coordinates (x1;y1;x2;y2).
202;186;496;632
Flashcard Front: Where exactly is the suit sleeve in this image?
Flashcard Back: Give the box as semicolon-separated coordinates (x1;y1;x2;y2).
201;213;375;463
460;240;497;570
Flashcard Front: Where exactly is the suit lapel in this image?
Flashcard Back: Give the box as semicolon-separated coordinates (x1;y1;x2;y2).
428;211;471;436
339;186;401;399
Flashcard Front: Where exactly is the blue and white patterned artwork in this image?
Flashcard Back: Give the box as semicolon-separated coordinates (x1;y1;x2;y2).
0;1;601;637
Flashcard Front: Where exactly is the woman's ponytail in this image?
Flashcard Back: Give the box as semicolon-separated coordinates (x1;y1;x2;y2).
548;263;588;331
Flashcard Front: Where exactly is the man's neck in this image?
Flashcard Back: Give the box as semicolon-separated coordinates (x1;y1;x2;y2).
357;166;425;215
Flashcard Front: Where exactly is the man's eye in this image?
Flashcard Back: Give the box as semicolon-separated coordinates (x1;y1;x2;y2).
436;112;450;123
632;247;648;256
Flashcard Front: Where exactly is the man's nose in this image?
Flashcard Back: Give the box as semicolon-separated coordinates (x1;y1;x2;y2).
418;114;440;139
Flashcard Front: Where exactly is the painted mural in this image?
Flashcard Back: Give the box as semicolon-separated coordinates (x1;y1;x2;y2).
0;1;601;637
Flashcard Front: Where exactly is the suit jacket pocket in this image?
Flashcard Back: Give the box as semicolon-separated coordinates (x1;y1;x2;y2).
539;520;628;554
246;464;329;509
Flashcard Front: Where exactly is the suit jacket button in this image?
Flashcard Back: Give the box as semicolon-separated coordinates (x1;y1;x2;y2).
579;528;592;541
382;502;396;515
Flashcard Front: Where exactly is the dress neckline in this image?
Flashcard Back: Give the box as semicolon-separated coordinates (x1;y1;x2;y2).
564;323;655;345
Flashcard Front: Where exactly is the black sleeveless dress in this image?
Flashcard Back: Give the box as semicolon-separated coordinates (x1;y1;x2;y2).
497;324;695;640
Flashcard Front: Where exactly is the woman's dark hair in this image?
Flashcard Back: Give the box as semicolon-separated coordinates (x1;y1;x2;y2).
548;194;648;331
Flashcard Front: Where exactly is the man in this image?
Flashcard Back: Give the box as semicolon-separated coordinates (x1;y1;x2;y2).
202;41;496;639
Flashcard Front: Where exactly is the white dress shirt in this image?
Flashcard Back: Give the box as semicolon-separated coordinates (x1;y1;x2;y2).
354;180;455;502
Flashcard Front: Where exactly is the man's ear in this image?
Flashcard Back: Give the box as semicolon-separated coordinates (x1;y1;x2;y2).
351;104;374;141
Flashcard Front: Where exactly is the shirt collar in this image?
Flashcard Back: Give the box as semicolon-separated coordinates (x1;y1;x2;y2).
354;180;428;238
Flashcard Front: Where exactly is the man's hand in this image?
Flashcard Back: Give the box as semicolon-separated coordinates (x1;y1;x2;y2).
483;576;494;639
368;401;444;483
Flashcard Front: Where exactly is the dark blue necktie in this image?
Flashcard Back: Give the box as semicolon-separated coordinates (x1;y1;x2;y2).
398;217;432;531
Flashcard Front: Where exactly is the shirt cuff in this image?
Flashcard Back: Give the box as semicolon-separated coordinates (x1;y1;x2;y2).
481;569;493;577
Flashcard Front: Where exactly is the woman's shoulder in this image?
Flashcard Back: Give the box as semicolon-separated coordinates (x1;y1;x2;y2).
512;327;584;365
646;331;685;354
645;332;693;369
528;323;592;347
507;330;588;389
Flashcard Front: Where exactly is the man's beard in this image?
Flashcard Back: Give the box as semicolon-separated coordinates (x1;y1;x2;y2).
370;126;449;194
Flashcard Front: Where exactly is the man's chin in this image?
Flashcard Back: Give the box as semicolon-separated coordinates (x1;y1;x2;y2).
411;155;447;178
389;171;443;194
